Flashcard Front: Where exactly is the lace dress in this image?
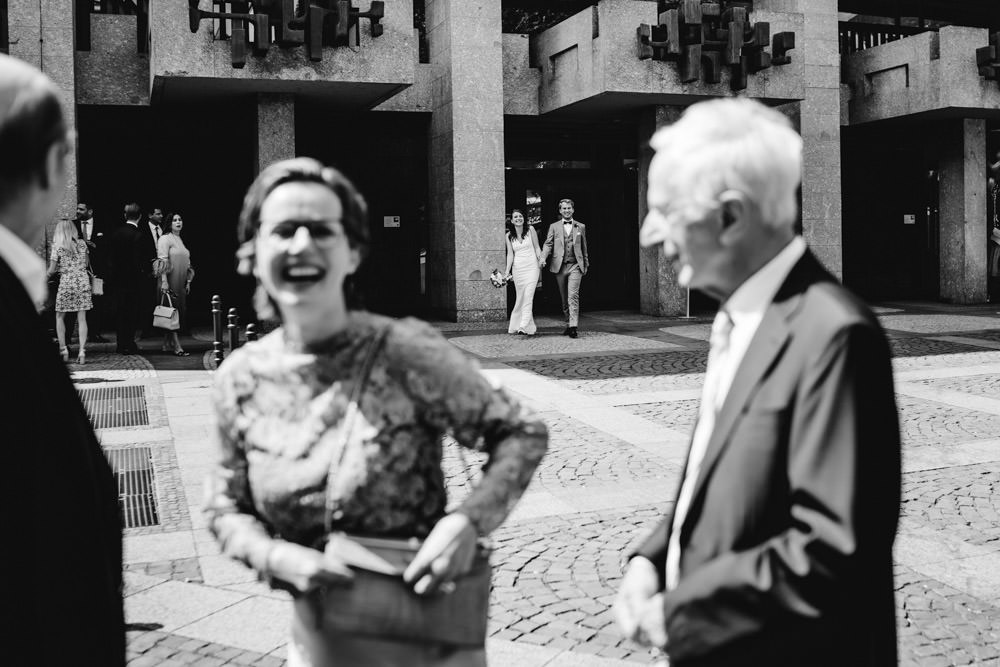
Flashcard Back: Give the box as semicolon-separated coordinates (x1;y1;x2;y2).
53;240;92;313
204;311;548;665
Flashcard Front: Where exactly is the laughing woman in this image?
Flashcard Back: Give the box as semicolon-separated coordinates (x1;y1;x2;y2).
204;158;548;667
503;209;541;335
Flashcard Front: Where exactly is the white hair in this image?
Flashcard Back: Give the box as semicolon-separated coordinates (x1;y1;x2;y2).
648;98;802;228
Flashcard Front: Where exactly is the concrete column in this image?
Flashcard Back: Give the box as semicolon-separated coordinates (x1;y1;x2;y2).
799;0;842;277
638;105;686;316
7;0;77;254
939;119;987;303
255;94;295;174
425;0;505;322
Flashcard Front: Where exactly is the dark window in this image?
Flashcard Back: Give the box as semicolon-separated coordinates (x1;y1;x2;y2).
1;0;8;55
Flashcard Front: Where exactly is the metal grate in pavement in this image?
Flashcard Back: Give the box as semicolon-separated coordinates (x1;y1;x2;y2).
78;385;149;429
105;447;159;529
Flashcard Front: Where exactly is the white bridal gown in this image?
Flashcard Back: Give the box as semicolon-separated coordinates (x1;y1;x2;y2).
508;234;540;335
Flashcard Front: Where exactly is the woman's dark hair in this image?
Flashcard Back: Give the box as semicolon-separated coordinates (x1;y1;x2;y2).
160;211;180;235
0;62;67;210
235;157;370;321
506;208;528;241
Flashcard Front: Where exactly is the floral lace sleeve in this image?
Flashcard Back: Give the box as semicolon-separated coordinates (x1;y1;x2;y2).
388;319;548;536
203;350;275;576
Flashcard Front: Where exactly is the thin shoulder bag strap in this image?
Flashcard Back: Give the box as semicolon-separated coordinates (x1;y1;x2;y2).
323;325;389;535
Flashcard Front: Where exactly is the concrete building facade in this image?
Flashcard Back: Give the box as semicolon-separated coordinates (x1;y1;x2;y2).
2;0;999;322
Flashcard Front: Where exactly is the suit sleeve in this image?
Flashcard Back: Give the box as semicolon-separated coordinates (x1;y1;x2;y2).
580;224;589;273
540;225;554;265
658;323;900;660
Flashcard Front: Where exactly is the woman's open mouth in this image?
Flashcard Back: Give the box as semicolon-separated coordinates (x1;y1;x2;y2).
281;265;327;284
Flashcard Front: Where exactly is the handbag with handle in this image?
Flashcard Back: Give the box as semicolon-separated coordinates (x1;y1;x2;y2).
86;256;104;296
312;327;492;647
152;291;179;331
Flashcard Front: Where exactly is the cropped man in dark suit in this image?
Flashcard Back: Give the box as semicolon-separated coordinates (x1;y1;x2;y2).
140;207;162;337
539;198;589;338
74;201;107;341
109;202;148;353
614;99;901;667
0;53;124;665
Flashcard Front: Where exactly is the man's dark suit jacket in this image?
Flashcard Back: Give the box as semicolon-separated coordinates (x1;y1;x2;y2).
75;216;107;277
635;250;901;667
0;256;125;664
109;221;150;291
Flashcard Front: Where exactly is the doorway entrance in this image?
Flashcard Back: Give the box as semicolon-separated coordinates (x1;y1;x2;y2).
505;166;639;316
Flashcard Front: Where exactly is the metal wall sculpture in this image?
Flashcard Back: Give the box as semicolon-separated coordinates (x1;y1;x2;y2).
977;32;1000;89
188;0;385;68
637;0;795;91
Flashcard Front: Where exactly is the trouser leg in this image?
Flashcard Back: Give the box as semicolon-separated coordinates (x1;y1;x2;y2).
555;267;570;324
566;266;583;328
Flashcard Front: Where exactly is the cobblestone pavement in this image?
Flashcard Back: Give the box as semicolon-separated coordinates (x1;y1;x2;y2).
82;304;1000;666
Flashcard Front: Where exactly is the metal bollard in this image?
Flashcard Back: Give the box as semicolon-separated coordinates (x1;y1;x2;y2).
245;323;258;343
228;307;240;351
212;295;224;366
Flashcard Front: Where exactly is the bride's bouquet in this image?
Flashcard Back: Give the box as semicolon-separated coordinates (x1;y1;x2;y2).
489;269;508;288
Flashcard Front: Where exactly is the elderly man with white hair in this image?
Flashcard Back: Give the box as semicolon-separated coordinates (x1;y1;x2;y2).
614;98;901;667
0;54;124;664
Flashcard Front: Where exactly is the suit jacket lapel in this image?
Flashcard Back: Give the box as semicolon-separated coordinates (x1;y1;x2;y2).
680;251;830;536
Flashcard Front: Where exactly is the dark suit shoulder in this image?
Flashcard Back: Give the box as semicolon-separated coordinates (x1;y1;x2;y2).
800;281;881;334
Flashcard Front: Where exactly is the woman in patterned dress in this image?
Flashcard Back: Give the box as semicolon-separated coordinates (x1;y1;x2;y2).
204;158;548;667
47;219;92;364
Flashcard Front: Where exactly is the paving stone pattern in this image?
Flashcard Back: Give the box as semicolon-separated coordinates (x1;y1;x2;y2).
901;465;1000;548
913;374;1000;397
442;414;677;494
895;565;1000;667
489;505;669;663
897;396;1000;448
508;351;707;395
618;400;701;434
888;337;987;359
126;629;283;667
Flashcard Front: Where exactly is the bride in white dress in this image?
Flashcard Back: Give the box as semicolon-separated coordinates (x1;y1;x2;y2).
504;209;542;335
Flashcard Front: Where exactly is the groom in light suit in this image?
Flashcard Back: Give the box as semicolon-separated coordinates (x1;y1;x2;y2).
614;99;900;667
540;198;589;338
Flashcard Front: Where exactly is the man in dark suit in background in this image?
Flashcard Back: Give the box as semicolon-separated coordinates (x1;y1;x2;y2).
74;201;107;341
110;202;148;354
0;53;124;665
614;98;901;667
539;198;589;338
141;206;162;337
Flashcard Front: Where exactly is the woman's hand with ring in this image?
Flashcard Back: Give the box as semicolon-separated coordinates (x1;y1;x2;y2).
403;513;478;596
266;540;354;595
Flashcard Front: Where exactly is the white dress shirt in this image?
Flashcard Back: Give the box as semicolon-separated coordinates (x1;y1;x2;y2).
80;217;94;241
149;221;160;242
665;236;807;590
0;223;48;307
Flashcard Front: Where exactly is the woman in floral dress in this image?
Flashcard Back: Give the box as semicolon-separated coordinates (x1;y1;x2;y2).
47;219;92;364
204;158;548;667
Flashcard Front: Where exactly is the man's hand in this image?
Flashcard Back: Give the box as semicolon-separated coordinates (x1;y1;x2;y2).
615;556;665;646
266;540;354;595
403;513;478;596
